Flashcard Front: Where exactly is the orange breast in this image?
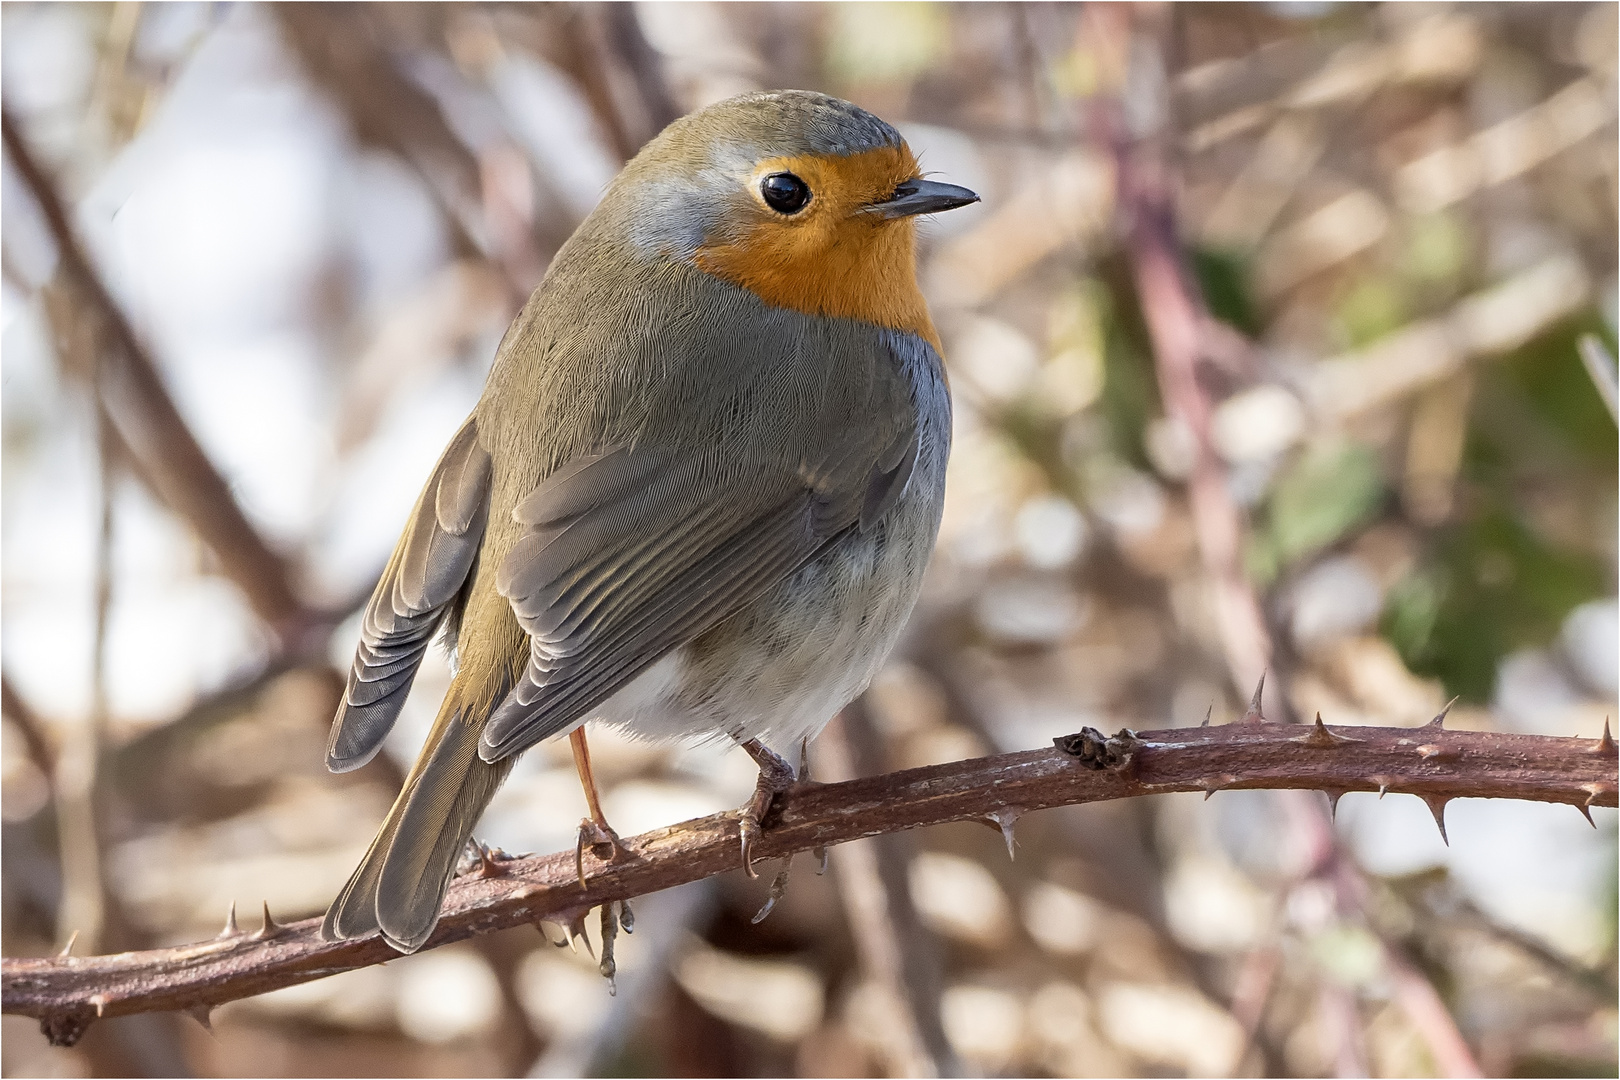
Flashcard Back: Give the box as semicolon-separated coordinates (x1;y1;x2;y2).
692;146;943;355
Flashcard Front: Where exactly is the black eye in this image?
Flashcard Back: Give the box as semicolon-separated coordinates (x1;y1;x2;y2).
760;172;811;214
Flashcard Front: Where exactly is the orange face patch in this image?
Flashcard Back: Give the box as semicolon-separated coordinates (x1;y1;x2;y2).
692;145;942;354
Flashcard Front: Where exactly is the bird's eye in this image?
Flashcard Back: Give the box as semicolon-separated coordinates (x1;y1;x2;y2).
759;172;811;214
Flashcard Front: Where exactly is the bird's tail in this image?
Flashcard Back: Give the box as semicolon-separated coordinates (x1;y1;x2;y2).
322;682;512;953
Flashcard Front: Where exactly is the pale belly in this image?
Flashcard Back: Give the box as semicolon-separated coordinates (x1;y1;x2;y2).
590;446;946;755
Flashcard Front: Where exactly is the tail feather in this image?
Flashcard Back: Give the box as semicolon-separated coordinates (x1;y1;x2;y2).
322;691;511;952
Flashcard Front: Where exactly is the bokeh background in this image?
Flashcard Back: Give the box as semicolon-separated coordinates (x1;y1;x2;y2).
2;2;1616;1076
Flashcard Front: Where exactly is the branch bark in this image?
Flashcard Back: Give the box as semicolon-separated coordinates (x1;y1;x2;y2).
6;718;1614;1046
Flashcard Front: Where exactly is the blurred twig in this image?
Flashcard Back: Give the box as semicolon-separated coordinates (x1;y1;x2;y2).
272;4;559;291
818;705;957;1079
53;401;118;955
1385;943;1485;1078
1100;6;1272;698
1577;333;1619;423
6;718;1614;1045
2;676;57;775
546;4;679;162
1;111;309;638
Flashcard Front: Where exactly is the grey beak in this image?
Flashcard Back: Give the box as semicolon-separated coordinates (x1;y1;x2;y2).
865;178;980;219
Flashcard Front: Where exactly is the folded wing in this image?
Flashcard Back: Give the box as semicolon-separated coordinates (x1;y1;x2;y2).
478;421;917;762
327;418;492;772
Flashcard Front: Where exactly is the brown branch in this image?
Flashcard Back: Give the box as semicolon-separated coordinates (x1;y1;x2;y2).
1101;11;1274;698
1;111;307;635
1;675;57;773
6;719;1614;1046
272;5;563;289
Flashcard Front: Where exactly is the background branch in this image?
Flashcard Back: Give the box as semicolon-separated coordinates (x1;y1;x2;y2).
2;111;309;638
7;718;1613;1047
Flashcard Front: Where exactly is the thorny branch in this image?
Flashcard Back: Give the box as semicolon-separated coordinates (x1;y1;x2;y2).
6;714;1614;1047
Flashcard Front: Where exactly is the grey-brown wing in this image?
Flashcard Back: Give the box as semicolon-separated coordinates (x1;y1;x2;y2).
477;427;916;762
327;418;492;772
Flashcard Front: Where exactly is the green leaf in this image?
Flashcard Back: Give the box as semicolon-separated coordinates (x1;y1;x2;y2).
1267;441;1385;565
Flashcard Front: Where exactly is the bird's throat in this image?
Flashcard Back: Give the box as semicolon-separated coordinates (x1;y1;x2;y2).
691;149;944;355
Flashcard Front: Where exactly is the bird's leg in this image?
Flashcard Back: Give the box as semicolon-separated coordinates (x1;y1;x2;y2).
737;737;797;879
571;727;621;889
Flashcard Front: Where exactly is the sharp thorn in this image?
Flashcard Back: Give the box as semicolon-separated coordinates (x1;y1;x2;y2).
1427;697;1458;728
1323;789;1346;821
1422;795;1450;845
250;901;284;941
1578;801;1596;827
1296;712;1358;748
1241;673;1266;723
185;1004;213;1033
218;901;239;939
57;931;78;958
475;839;501;879
987;809;1020;860
1377;779;1391;799
90;994;107;1018
1599;719;1614;754
569;912;592;959
1201;704;1212;727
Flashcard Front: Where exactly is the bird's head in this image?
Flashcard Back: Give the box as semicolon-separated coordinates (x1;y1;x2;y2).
612;91;978;348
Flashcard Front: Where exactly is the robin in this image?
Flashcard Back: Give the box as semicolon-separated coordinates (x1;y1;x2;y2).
321;90;978;953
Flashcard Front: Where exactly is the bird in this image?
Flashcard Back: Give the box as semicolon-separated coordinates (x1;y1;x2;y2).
320;89;978;954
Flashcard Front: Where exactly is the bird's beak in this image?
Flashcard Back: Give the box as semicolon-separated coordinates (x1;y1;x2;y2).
863;178;980;219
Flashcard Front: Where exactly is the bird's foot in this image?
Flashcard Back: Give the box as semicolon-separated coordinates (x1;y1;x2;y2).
598;899;630;996
574;818;622;890
749;739;828;920
751;863;793;923
737;738;797;879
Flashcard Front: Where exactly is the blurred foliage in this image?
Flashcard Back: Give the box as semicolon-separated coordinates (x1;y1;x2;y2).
1334;276;1408;348
1386;500;1608;702
1500;317;1620;469
1191;248;1260;336
1096;261;1163;473
1385;316;1616;702
1252;441;1386;583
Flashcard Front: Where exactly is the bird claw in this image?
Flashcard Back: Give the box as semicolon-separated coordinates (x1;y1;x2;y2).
574;818;622;890
738;738;800;880
736;738;796;878
739;815;763;878
599;901;622;995
752;862;793;923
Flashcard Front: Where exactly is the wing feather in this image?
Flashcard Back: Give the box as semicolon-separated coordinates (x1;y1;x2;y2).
474;325;928;764
326;418;492;772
